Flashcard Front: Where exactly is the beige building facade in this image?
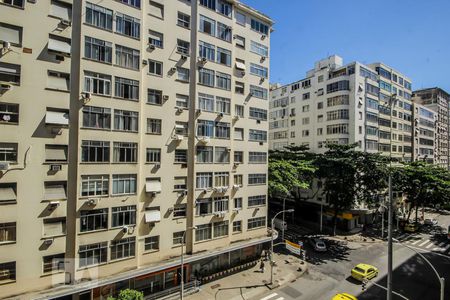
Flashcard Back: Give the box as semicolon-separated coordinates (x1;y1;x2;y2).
0;0;273;299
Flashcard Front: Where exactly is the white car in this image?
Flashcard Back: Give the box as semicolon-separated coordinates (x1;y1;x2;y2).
309;238;327;252
424;218;438;226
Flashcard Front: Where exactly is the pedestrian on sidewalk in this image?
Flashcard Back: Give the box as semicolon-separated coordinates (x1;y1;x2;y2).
259;260;265;273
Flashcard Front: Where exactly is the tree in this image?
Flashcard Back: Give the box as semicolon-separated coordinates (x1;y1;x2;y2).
314;144;388;235
107;289;144;300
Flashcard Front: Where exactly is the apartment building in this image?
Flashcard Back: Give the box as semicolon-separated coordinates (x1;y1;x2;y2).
268;55;414;230
413;88;449;169
0;0;272;299
412;102;437;164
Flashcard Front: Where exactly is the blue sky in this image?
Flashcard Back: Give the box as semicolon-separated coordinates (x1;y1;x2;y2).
242;0;450;92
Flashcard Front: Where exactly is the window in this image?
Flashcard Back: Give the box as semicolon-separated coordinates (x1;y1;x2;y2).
327;109;349;121
249;129;267;142
196;146;213;163
112;174;137;195
196;198;212;216
196;172;213;189
149;60;163;76
199;41;215;61
110;237;136;260
174;177;187;190
302;93;310;100
235;105;244;117
47;35;71;58
232;220;242;232
235;81;245;94
213;196;229;212
234;175;243;187
149;1;164;19
175;149;187;163
250;63;268;78
173;204;187;218
200;0;215;10
147;118;162;134
249;107;267;121
327;80;350;93
82;106;110;130
45;145;67;163
81;141;109;163
84;36;112;63
81;175;109;197
218;0;232;17
177;67;190;82
116;13;140;39
249;152;267;164
113;142;137;163
115;45;140;70
44;181;67;201
196;223;212;241
235;35;245;48
47;70;70;91
43;218;66;237
234;151;243;163
146;148;161;163
234;197;243;209
216;72;231;90
0;23;22;47
215;122;230;139
176;94;189;108
176;40;190;56
177;12;190;28
85;2;113;30
114;109;138;132
0;103;18;124
197;120;214;137
84;71;111;96
147;89;162;105
79;242;107;268
214;221;229;238
112;206;136;227
80;209;108;232
217;22;232;42
326;124;349;135
250;85;268;99
0;262;15;283
327;95;350;107
199;15;215;35
199;68;215;86
43;253;65;274
173;231;184;245
0;62;20;85
148;30;163;48
0;183;16;205
234;128;244;140
251;19;269;35
1;0;23;8
114;77;139;100
302;130;309;137
248;217;266;229
0;222;16;243
248;174;266;185
144;236;159;251
217;47;231;66
198;93;214;112
215;147;230;163
248;195;266;207
236;11;246;25
250;41;268;57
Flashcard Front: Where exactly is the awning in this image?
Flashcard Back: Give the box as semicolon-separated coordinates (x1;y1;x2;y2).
0;187;16;202
45;111;69;126
45;147;67;162
175;124;185;129
44;184;66;200
144;210;161;223
50;2;71;21
0;25;21;45
0;65;19;75
48;37;71;55
145;179;161;193
235;62;246;71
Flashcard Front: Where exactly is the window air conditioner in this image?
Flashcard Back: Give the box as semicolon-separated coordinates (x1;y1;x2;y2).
233;115;240;120
233;184;241;190
173;134;184;141
0;162;10;171
0;82;13;92
87;198;98;206
217;112;224;118
199;136;210;144
60;19;72;27
43;239;53;246
163;95;169;100
122;226;129;234
181;55;188;60
149;44;156;50
261;34;267;40
176;107;184;114
50;164;62;172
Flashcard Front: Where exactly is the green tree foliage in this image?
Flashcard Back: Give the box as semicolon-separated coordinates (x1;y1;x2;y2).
107;289;144;300
393;161;450;222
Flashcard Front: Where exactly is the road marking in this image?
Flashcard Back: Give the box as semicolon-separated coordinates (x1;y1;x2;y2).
275;298;284;300
398;233;408;240
410;239;422;245
425;243;434;249
418;240;430;247
441;244;450;253
260;293;278;300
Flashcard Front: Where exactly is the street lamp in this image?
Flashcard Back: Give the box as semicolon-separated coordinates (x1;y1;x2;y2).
270;209;294;286
180;226;197;300
393;238;445;300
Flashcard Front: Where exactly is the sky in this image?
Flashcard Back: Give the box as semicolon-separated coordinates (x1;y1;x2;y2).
242;0;450;92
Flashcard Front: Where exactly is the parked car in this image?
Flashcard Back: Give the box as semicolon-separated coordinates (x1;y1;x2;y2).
403;222;420;233
332;293;358;300
351;263;378;282
309;238;327;252
424;218;438;226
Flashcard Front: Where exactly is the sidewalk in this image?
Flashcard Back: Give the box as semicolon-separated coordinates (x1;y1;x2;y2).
187;252;308;300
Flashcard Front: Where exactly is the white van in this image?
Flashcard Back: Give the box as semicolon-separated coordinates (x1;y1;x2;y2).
273;218;287;231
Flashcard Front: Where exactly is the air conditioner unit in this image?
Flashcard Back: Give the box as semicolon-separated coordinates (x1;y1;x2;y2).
257;120;261;124
198;57;207;64
55;55;65;61
50;164;62;172
150;191;157;197
261;34;267;40
87;198;98;206
233;115;240;120
241;71;246;76
142;59;148;65
162;95;169;101
170;67;177;73
214;212;225;217
233;184;241;190
181;55;188;60
233;162;240;168
0;82;12;92
0;162;10;171
261;56;266;62
122;226;129;234
202;189;208;194
177;107;184;114
49;201;60;207
260;77;265;82
196;109;202;115
154;162;161;168
173;134;184;141
82;92;91;100
60;19;72;27
2;41;11;50
217;112;224;118
259;141;264;146
199;136;210;144
149;44;156;50
43;239;53;246
178;189;188;197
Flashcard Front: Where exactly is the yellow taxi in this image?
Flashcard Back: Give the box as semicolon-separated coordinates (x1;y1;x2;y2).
351;263;378;282
404;222;420;233
332;293;358;300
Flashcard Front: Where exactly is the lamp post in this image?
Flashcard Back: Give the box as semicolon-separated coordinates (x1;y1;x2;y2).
181;226;197;300
270;209;294;286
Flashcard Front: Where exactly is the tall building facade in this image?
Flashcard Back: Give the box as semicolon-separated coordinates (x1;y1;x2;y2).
0;0;272;299
269;55;414;163
412;102;437;164
412;88;450;169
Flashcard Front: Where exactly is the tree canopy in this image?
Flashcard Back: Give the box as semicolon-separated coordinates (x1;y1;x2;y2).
107;289;144;300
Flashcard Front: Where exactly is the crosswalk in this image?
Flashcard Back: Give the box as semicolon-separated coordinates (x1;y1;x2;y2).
260;292;284;300
396;233;450;254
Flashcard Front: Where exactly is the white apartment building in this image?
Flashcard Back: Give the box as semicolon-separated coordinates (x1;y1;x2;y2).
413;88;449;169
0;0;272;299
412;102;437;164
